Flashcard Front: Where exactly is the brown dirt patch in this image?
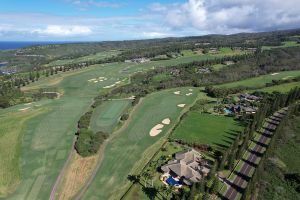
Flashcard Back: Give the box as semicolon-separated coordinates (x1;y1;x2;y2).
57;152;98;200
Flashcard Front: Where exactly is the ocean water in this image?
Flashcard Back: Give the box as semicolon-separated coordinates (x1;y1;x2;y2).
0;41;74;50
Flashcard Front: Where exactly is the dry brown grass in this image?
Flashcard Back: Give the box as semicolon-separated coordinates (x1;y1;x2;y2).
57;152;98;200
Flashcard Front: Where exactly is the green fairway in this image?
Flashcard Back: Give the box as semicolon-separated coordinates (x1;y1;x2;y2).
90;100;131;134
45;50;120;67
218;70;300;89
255;81;300;93
81;88;200;200
262;41;300;50
171;112;243;148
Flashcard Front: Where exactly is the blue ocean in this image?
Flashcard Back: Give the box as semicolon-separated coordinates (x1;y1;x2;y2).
0;41;74;50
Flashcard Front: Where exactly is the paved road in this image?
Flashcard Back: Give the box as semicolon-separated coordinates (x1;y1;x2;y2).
222;109;287;200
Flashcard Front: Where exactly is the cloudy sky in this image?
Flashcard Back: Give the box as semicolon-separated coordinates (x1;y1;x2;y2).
0;0;300;41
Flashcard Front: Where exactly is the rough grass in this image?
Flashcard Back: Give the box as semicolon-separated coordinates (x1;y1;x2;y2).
80;88;199;200
90;99;131;134
218;70;300;89
171;112;244;148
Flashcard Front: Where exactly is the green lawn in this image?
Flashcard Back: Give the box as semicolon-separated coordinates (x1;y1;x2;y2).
81;88;200;200
218;70;300;89
171;112;243;148
90;99;131;134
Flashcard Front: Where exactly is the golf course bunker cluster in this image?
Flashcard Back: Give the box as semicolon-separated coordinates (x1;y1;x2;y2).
149;118;171;136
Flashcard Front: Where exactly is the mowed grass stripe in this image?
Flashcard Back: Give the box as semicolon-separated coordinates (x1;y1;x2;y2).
171;112;243;148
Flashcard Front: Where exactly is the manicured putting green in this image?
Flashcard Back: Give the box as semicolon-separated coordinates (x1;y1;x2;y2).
90;99;131;134
171;112;243;148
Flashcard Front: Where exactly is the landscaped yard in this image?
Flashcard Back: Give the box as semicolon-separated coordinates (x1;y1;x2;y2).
171;112;244;148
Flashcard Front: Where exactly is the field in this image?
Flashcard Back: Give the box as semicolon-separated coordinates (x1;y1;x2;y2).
90;99;131;134
80;88;200;200
171;112;244;148
218;70;300;89
255;81;300;93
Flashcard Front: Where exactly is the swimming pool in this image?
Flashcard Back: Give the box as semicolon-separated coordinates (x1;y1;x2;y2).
166;176;181;186
224;108;232;114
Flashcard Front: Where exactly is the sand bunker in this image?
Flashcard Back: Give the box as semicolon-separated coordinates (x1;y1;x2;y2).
177;104;186;108
115;81;121;84
88;77;107;83
189;89;193;91
271;73;279;76
174;91;181;95
24;103;32;106
162;118;171;125
19;107;30;111
186;93;193;96
150;124;164;137
103;84;116;89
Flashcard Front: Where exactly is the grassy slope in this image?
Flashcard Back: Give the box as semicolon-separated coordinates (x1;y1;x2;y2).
171;112;243;148
90;100;131;134
81;88;199;200
218;70;300;88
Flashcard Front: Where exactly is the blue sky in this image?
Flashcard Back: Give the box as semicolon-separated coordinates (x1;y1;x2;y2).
0;0;299;41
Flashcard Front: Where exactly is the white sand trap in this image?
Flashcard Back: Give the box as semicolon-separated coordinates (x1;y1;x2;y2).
115;81;121;84
174;91;181;95
186;93;193;96
282;76;294;80
88;78;97;82
99;80;104;82
129;96;136;100
177;104;186;108
150;124;164;137
24;103;32;106
162;118;171;125
99;77;105;79
103;84;116;89
189;89;193;91
94;81;98;83
19;107;30;111
271;73;279;76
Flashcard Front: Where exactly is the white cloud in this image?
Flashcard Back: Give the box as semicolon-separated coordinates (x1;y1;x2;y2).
32;25;92;36
153;0;300;34
142;31;171;38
